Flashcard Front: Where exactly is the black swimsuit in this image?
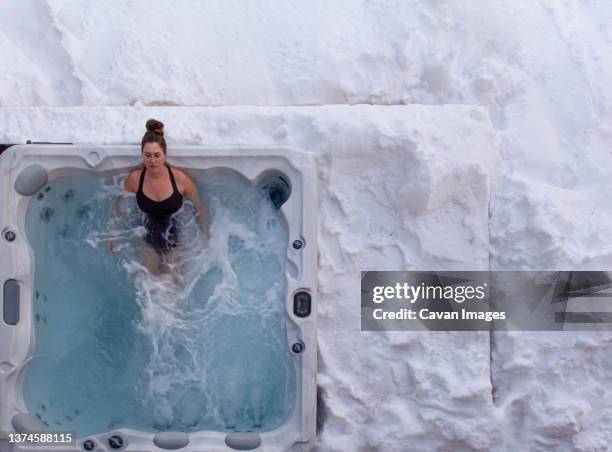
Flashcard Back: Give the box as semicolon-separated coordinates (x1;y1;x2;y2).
136;164;183;255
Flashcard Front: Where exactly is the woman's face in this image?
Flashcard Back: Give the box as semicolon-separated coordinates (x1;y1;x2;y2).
142;142;166;169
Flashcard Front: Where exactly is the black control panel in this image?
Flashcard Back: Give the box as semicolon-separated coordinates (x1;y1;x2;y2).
293;291;311;318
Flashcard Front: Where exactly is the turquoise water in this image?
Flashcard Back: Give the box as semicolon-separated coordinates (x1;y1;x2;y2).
22;170;295;437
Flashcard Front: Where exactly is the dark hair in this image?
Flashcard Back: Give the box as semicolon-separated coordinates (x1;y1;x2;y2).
141;119;166;153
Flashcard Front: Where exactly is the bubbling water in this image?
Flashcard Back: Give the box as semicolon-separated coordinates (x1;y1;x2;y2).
23;171;295;436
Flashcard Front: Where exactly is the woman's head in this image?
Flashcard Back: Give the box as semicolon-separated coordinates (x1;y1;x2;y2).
141;119;167;167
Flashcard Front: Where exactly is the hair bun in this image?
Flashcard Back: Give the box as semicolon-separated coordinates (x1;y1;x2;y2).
145;118;164;137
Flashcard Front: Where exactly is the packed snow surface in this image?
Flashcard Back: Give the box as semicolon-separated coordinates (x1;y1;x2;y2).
1;0;612;450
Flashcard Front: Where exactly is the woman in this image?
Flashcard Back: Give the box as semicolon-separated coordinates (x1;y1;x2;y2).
114;119;209;276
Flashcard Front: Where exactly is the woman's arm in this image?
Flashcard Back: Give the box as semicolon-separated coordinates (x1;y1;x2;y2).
180;171;209;244
124;170;139;193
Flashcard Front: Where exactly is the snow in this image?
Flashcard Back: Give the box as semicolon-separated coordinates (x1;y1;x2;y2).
1;0;612;450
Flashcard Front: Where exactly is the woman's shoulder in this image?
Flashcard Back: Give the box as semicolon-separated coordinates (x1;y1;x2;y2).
170;166;188;178
128;167;144;181
128;167;143;177
170;166;196;184
170;166;197;195
124;167;143;192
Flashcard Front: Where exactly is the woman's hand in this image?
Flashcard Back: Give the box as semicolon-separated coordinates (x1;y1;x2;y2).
179;169;210;248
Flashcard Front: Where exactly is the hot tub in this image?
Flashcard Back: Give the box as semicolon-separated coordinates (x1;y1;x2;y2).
0;144;317;452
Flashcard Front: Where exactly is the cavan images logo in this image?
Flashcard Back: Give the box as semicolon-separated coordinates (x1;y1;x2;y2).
361;271;612;331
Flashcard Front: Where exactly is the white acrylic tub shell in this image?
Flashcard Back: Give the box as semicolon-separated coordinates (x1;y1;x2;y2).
0;145;317;452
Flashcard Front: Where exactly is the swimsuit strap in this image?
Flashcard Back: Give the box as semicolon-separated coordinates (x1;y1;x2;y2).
166;164;179;194
138;167;146;193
